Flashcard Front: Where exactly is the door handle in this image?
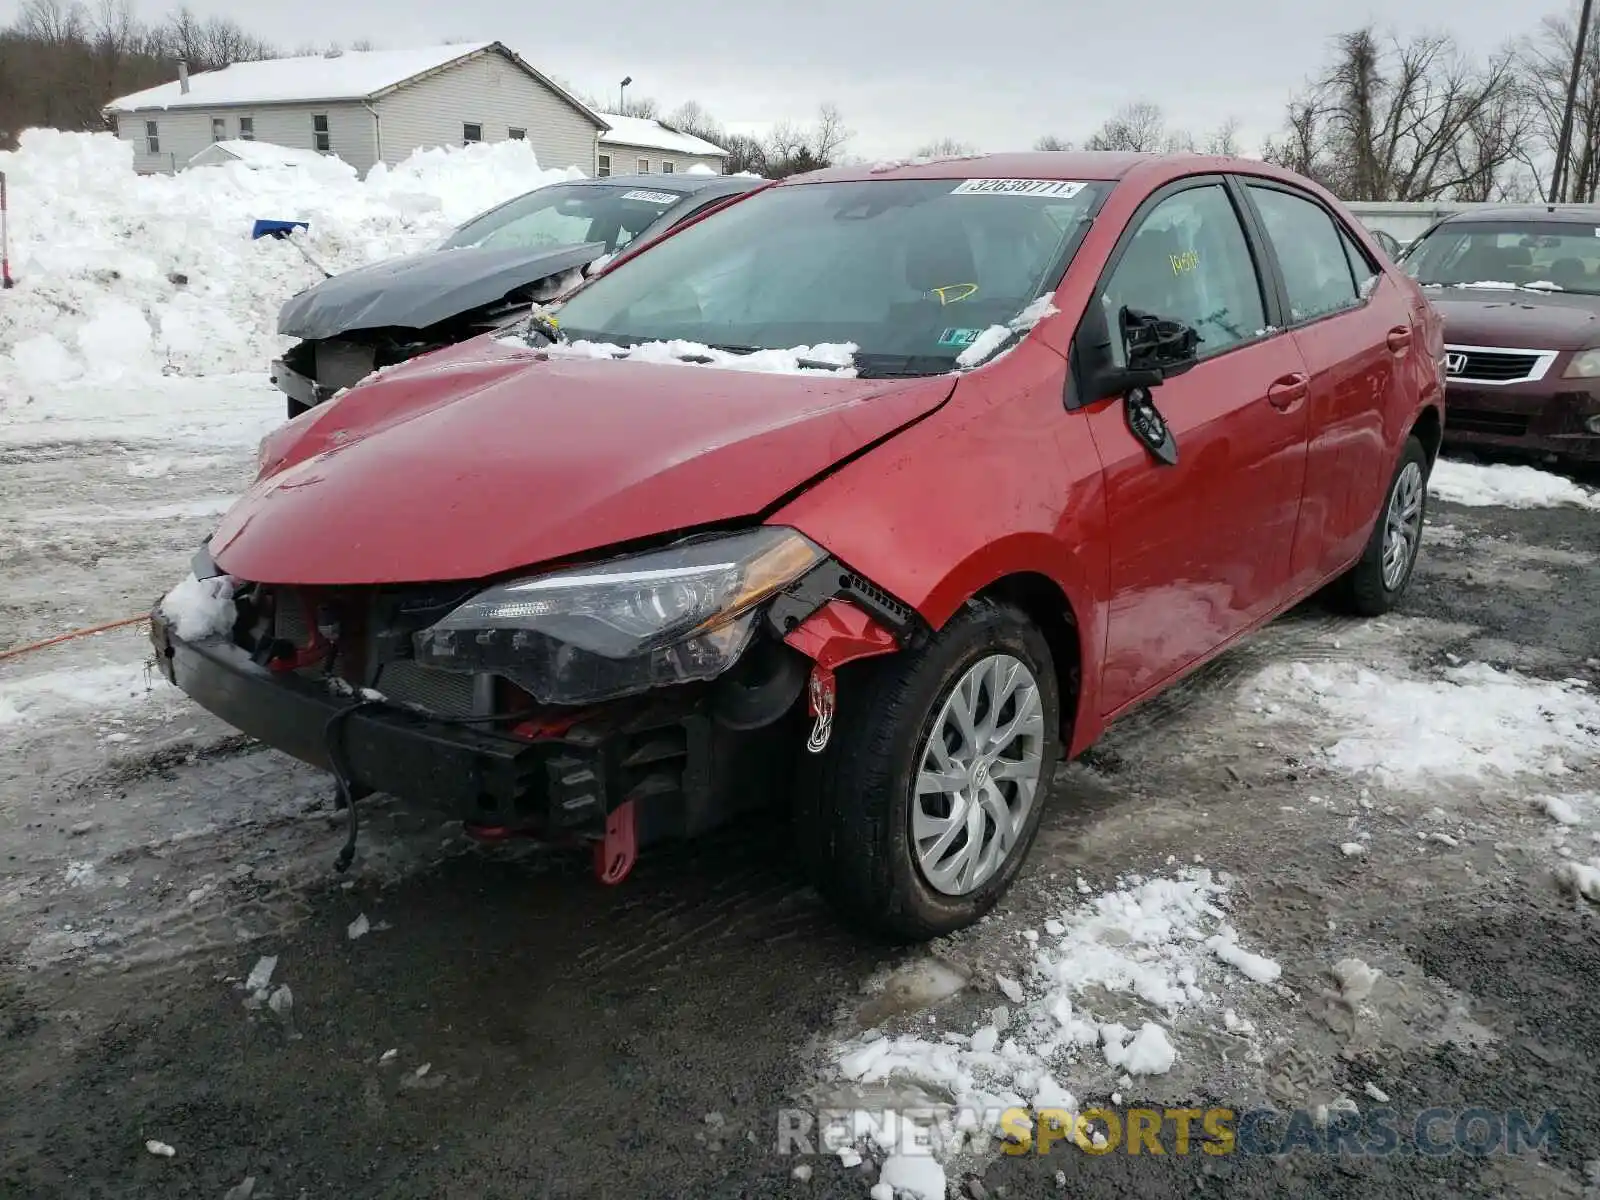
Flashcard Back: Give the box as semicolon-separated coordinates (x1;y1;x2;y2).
1386;326;1413;353
1267;372;1308;411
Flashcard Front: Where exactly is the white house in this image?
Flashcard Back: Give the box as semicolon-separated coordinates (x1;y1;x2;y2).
104;42;608;177
596;113;728;177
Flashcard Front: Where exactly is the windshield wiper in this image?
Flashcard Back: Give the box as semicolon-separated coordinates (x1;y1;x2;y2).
853;353;960;379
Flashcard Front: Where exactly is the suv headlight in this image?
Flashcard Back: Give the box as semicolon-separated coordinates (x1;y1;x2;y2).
413;527;826;705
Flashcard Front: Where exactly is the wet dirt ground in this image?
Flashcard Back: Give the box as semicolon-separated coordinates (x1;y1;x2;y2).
1;440;1597;1198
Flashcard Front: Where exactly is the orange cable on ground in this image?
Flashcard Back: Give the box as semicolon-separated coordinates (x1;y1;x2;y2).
0;614;150;664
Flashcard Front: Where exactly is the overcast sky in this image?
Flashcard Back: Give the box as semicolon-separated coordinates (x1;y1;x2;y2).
3;0;1547;158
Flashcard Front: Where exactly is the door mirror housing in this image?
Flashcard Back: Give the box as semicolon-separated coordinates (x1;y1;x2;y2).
1091;307;1201;401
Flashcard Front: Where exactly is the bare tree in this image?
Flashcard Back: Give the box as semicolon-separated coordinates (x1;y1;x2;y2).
1034;133;1072;151
721;132;767;176
1203;118;1242;156
1085;101;1193;153
1518;8;1600;200
916;136;976;157
812;102;851;163
1264;27;1530;202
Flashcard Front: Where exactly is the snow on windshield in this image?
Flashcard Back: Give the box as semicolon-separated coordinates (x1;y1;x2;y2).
954;295;1060;368
542;338;860;376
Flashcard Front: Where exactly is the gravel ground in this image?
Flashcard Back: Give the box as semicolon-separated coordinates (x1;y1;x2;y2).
0;427;1596;1199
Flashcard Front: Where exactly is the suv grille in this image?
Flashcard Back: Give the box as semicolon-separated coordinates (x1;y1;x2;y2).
1445;346;1553;386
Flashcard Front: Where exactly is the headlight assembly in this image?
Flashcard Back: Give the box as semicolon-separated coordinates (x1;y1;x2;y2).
413;526;826;705
1565;348;1600;378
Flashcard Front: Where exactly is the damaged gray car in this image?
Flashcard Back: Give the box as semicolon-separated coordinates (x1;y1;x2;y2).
271;173;761;416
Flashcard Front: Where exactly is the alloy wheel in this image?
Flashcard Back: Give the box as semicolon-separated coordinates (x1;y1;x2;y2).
1382;460;1425;590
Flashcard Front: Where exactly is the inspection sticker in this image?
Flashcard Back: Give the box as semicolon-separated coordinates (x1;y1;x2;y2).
621;189;680;204
950;179;1087;198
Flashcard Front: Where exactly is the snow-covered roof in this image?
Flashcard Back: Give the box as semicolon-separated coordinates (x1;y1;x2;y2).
105;43;604;130
597;113;727;158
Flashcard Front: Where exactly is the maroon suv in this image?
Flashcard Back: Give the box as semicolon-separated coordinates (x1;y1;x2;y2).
1400;205;1600;465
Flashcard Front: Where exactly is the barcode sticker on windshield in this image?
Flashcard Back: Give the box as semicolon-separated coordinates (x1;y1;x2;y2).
950;179;1087;198
621;189;679;205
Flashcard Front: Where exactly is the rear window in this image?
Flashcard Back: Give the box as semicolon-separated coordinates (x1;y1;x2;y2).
1402;221;1600;294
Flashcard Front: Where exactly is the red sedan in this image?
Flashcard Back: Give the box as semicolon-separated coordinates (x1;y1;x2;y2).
150;153;1444;941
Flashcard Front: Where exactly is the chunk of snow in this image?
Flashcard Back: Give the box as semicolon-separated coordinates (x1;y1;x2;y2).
1207;935;1282;983
837;1146;862;1168
1340;842;1367;857
1429;460;1599;511
1364;1081;1391;1103
379;1048;398;1064
869;1185;893;1200
1556;861;1600;902
878;1155;947;1199
347;913;371;940
548;337;858;376
158;573;238;641
244;955;278;993
995;974;1025;1003
791;1164;812;1181
1102;1021;1177;1075
145;1140;175;1157
1538;795;1584;825
1331;957;1382;1002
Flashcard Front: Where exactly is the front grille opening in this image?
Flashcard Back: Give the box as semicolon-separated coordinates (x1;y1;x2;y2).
1448;407;1531;436
1448;349;1543;385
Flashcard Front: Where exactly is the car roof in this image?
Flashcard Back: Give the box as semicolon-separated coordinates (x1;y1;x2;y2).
1441;205;1600;225
789;150;1322;190
580;174;758;197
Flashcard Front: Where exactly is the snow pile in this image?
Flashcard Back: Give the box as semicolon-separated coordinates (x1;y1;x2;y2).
0;129;581;390
1429;459;1600;511
545;337;860;376
1245;660;1600;788
823;870;1279;1175
955;295;1059;368
158;573;239;640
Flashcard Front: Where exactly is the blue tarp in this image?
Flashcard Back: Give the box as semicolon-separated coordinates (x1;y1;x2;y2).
251;219;310;240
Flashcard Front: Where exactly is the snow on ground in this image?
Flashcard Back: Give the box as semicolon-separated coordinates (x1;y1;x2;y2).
818;869;1280;1187
1243;659;1600;790
0;129;582;392
0;657;170;728
1429;458;1600;511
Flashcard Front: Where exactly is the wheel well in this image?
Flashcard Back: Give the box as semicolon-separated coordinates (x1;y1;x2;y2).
977;573;1082;739
1412;405;1443;469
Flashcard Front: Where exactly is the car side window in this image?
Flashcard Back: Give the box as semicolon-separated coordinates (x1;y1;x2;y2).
1100;183;1267;366
1246;185;1360;322
1340;225;1380;298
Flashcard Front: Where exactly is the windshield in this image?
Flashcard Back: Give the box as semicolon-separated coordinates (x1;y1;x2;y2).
1401;221;1600;294
442;183;684;254
547;178;1108;371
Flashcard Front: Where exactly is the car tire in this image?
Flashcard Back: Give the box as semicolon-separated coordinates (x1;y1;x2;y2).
795;597;1061;942
1334;434;1429;616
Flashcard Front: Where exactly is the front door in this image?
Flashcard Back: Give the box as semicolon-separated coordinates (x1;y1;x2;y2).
1079;180;1311;717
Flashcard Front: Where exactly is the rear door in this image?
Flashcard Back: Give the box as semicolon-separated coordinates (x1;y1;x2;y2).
1075;177;1311;717
1239;181;1411;585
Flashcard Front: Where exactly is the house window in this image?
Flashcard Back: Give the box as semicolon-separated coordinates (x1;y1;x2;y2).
661;160;674;174
313;113;330;152
636;157;650;173
145;120;159;153
507;127;525;140
597;154;610;177
211;116;225;142
463;123;482;144
239;117;254;140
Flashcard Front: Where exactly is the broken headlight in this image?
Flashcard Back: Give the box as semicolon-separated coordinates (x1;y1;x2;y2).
413;527;825;705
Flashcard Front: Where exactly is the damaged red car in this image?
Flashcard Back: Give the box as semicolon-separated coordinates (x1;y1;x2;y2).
150;153;1444;941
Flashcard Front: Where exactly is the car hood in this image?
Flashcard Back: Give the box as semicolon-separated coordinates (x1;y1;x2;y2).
210;336;957;585
1427;287;1600;351
276;242;606;340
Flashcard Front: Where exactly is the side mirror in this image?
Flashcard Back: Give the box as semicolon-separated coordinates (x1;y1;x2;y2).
1092;307;1200;400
